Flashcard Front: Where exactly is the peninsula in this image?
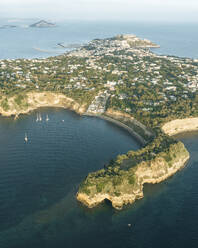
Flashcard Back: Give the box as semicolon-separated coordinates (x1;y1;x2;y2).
0;34;197;209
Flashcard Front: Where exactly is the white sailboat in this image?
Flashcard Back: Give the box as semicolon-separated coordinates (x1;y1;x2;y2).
39;113;42;122
36;113;39;122
46;114;49;122
24;133;28;142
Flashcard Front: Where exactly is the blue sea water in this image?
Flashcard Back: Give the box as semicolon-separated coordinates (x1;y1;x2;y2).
0;20;198;248
0;20;197;59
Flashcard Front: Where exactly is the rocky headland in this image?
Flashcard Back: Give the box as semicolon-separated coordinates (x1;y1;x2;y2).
0;92;87;117
0;34;197;210
0;91;191;210
76;112;192;210
77;142;189;209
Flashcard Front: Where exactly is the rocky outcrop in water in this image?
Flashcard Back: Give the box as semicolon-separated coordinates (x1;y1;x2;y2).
77;142;189;209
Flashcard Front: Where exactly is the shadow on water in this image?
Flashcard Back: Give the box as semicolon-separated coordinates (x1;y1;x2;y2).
104;198;113;208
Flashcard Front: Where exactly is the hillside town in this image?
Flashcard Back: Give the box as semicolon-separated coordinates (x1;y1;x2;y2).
0;34;198;126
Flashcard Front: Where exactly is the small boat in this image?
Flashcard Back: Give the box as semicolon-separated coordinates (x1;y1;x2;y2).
39;113;42;122
46;114;49;122
24;133;28;142
62;119;64;122
36;113;39;122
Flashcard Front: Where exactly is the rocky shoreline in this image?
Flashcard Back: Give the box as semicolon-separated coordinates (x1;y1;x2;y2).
77;142;189;210
0;92;87;117
0;91;193;211
162;118;198;136
0;92;152;146
76;115;195;210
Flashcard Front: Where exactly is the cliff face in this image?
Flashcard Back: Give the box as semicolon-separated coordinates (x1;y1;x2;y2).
162;118;198;136
0;92;87;117
105;109;153;142
1;92;191;210
77;142;189;209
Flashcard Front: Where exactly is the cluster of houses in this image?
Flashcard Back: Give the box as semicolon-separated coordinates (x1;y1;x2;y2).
0;34;198;113
86;91;110;114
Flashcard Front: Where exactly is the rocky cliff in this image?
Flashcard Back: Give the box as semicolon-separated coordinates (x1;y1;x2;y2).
104;109;153;143
162;118;198;136
77;142;189;209
0;92;87;117
0;92;191;210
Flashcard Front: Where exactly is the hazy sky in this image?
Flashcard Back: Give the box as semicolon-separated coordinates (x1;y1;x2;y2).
0;0;198;22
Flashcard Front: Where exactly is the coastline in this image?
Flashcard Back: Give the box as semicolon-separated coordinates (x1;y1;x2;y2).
84;113;147;146
0;90;194;210
76;116;195;210
162;118;198;136
0;91;151;146
77;142;189;210
0;91;87;117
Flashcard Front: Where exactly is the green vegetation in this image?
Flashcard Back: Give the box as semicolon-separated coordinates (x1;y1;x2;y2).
0;35;196;205
14;94;25;105
78;141;189;199
0;35;197;125
128;175;135;185
1;98;9;111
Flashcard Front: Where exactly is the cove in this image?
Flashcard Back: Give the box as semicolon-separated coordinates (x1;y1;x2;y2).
1;109;198;248
0;108;139;247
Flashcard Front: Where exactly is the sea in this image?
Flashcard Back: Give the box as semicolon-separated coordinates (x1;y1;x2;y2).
0;20;198;59
0;20;198;248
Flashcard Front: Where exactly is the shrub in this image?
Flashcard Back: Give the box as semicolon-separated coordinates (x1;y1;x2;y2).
112;176;122;186
1;98;9;111
96;183;104;192
128;175;135;185
15;94;24;105
114;192;121;197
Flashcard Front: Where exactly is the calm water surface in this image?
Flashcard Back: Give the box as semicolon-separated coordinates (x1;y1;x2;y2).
0;108;140;247
0;109;198;248
0;21;197;59
0;20;198;248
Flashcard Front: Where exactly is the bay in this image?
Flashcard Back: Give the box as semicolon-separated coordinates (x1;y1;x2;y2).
0;20;198;248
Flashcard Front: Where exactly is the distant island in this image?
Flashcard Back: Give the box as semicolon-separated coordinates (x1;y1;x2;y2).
0;34;197;209
0;25;17;29
29;20;56;28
